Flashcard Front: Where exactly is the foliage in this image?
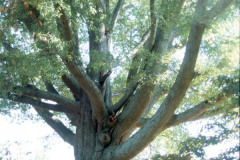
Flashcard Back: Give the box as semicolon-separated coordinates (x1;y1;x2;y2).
178;118;239;158
152;153;191;160
0;0;239;160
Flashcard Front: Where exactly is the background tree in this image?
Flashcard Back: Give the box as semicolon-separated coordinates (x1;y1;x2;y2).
0;0;238;160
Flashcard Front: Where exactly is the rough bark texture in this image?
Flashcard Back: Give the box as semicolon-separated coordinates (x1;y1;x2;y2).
74;93;98;160
0;0;235;160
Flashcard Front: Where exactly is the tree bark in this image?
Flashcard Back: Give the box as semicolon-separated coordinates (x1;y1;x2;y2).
0;1;235;160
74;92;100;160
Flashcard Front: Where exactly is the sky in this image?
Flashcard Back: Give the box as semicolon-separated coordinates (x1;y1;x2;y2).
0;109;74;160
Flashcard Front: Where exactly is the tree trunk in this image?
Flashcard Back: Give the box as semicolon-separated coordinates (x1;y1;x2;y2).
74;92;105;160
72;20;114;159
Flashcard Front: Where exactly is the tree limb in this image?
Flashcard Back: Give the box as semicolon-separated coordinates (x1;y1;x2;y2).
167;28;187;50
113;30;169;142
125;28;151;85
55;5;108;123
112;84;155;144
150;0;207;124
35;108;75;146
110;0;186;146
61;74;82;100
135;117;148;128
44;78;80;126
63;61;107;123
152;0;185;52
17;2;107;125
141;86;169;117
118;87;168;142
70;1;82;68
127;28;151;58
105;0;109;12
166;78;239;127
205;0;233;21
44;81;59;95
137;77;238;128
120;87;168;141
108;0;125;34
104;1;210;159
126;52;143;86
166;91;235;128
112;88;129;97
8;94;76;115
13;86;79;113
191;105;238;121
147;0;157;50
104;78;114;111
100;70;112;85
112;83;138;113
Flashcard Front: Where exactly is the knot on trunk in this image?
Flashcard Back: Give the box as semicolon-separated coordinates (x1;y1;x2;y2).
98;131;111;146
107;113;117;128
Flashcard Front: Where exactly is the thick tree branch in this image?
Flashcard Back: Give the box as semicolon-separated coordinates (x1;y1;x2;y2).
152;0;185;52
35;108;75;146
8;94;76;115
105;0;110;12
137;80;237;128
119;87;168;141
205;0;233;21
135;117;148;127
69;1;82;69
94;0;107;12
126;53;142;86
147;0;157;50
110;0;186;145
145;28;169;77
100;70;112;85
63;61;107;123
104;1;211;159
112;84;155;144
55;5;108;123
141;86;169;117
127;28;151;58
44;81;59;95
61;74;82;100
166;91;235;128
142;72;200;117
112;83;138;113
108;0;125;34
138;106;233;128
126;29;155;86
150;0;207;123
104;79;114;111
13;86;79;113
44;78;80;126
167;28;187;50
114;30;169;142
55;4;72;41
112;88;129;97
191;105;238;121
125;28;152;85
170;79;239;125
116;87;168;142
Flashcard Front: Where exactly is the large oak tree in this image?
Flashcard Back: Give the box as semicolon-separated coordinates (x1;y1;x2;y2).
0;0;238;160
